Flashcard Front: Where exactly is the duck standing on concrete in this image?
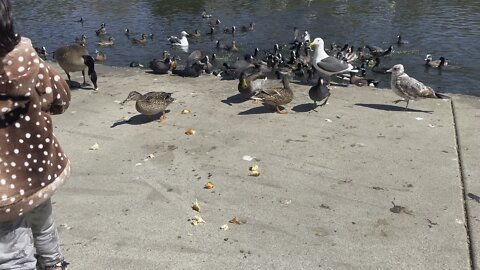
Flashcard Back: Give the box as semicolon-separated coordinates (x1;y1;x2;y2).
309;77;330;108
387;64;449;109
252;74;294;114
55;44;98;90
238;71;266;97
121;91;175;123
149;58;173;74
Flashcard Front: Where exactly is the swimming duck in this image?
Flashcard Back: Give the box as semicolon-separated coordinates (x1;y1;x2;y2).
149;58;172;74
94;49;107;62
168;31;189;46
371;57;390;74
95;23;107;36
121;91;175;123
223;26;236;35
424;54;448;68
202;9;212;18
125;28;130;37
396;35;409;45
309;77;330;108
97;37;114;46
75;34;87;46
252;74;293;114
365;45;393;58
241;22;255;32
227;40;239;52
187;29;201;38
76;17;84;23
309;37;356;84
132;34;148;45
238;71;266;96
54;44;98;89
206;27;216;36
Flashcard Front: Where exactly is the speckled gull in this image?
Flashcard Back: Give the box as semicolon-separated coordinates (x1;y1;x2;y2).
387;64;449;108
309;37;356;84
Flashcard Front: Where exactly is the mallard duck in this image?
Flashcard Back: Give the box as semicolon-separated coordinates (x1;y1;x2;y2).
365;44;393;58
95;23;107;36
424;54;448;68
55;44;98;89
187;29;201;38
309;78;330;108
252;74;293;114
241;22;254;32
94;49;106;62
132;34;148;45
121;91;175;122
238;71;266;96
97;37;114;46
149;58;172;74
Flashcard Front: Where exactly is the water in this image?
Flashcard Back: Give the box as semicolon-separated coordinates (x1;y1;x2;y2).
11;0;480;96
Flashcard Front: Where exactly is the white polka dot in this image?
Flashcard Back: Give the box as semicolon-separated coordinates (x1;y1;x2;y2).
24;162;29;167
1;195;7;201
18;66;25;73
11;174;16;179
10;184;15;189
38;167;43;172
19;139;24;143
34;58;39;64
45;87;52;94
9;197;15;203
18;56;24;62
38;144;43;149
19;189;24;195
27;178;32;182
10;162;15;167
14;122;20;128
54;75;60;81
7;60;12;65
43;151;48;156
0;179;5;185
39;63;45;68
38;74;44;80
5;208;10;213
40;182;45;186
13;149;19;154
27;154;32;159
45;138;50;143
29;200;33;205
25;133;31;138
25;116;30;121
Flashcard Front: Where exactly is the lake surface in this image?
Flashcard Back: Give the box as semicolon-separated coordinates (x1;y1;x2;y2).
12;0;480;96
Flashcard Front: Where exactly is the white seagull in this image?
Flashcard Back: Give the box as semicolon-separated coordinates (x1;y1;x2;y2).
309;37;356;84
168;31;189;47
387;64;449;109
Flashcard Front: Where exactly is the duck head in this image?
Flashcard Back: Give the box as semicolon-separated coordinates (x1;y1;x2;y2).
121;91;142;105
424;54;433;62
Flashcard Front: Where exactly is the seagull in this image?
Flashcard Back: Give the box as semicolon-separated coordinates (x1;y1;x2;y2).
387;64;449;109
309;37;357;84
424;54;448;68
168;31;189;46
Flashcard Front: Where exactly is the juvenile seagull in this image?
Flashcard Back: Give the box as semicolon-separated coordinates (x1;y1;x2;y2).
387;64;449;109
309;37;356;84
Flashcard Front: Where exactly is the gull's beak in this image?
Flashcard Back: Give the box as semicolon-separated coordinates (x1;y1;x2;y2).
386;68;393;73
308;41;315;47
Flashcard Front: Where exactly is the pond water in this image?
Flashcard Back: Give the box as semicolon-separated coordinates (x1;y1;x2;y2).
12;0;480;96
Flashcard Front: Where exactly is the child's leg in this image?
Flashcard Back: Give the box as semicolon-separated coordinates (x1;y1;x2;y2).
0;215;37;270
27;199;65;268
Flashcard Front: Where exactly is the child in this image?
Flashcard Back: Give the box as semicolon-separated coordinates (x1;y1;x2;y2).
0;0;71;269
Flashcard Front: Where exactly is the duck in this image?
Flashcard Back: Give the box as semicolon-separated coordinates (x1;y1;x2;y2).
94;49;107;62
201;9;212;18
97;37;114;46
241;22;255;32
149;58;172;74
238;71;267;96
223;26;236;35
424;54;448;68
95;23;107;36
206;27;216;36
226;40;239;52
187;29;201;38
168;31;189;46
252;74;294;114
172;61;205;77
365;44;393;58
371;57;390;74
75;34;87;46
54;44;98;90
121;91;175;123
349;72;379;87
131;34;148;45
309;77;331;108
309;37;357;84
396;35;409;45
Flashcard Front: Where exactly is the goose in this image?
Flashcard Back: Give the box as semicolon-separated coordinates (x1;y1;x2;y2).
55;44;98;89
168;31;189;46
149;58;172;74
241;22;255;32
424;54;448;68
387;64;449;109
131;34;148;45
226;40;239;52
223;26;236;35
95;23;107;36
396;35;409;45
365;44;393;58
75;34;87;46
309;37;356;84
94;49;106;62
202;9;212;18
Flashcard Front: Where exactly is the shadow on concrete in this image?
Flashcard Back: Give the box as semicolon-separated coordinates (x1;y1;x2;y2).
221;93;250;106
238;105;276;115
110;111;169;128
292;103;317;112
355;103;433;113
67;80;95;90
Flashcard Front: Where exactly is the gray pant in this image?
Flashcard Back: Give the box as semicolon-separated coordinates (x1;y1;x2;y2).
0;199;64;270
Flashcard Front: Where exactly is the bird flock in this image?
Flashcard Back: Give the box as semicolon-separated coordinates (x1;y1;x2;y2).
43;9;452;120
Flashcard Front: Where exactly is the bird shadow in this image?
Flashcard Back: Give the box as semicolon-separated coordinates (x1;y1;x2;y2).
238;105;278;115
221;93;250;106
292;103;317;112
67;80;95;90
355;103;433;113
110;111;169;128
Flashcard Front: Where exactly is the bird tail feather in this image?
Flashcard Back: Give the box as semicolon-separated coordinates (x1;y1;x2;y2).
435;92;450;99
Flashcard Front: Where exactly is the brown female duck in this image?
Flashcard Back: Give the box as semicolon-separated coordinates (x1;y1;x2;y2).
121;91;175;122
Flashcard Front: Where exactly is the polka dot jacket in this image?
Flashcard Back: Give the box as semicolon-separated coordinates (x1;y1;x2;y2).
0;38;71;222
